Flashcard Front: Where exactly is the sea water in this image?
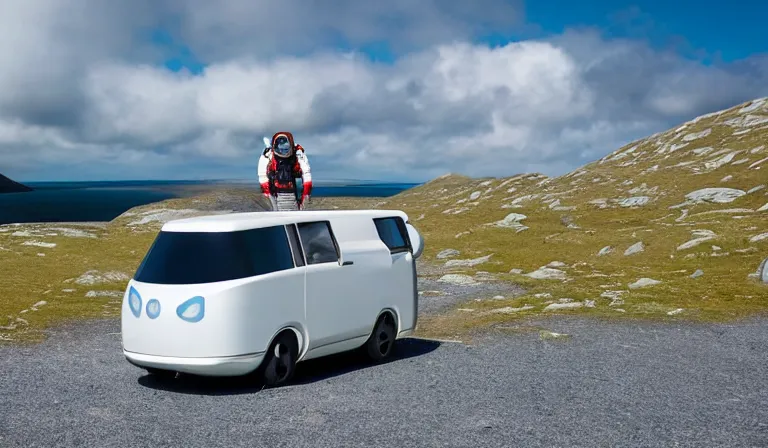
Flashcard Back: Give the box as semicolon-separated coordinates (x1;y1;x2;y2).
0;180;418;225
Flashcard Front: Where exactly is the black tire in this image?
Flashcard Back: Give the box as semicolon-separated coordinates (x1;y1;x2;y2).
145;367;176;379
365;313;397;361
262;332;299;388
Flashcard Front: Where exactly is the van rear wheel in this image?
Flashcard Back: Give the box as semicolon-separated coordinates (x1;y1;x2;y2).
262;333;298;388
366;313;396;361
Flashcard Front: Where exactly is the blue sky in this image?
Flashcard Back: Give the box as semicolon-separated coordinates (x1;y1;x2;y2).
522;1;767;63
155;2;768;73
1;0;767;183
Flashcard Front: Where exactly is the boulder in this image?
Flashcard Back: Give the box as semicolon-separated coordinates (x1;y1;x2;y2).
525;267;568;280
437;274;478;285
682;128;712;141
543;302;583;311
685;188;746;204
445;254;492;268
677;230;717;251
624;242;645;256
490;213;529;232
617;196;651;207
436;248;460;259
629;278;662;289
597;246;613;256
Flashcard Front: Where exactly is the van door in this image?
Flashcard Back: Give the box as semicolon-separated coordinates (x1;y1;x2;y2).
373;217;417;333
297;220;366;349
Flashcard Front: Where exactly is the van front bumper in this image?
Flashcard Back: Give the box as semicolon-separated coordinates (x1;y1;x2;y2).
124;349;266;377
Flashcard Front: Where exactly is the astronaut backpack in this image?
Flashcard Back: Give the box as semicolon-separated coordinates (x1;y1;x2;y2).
275;158;295;184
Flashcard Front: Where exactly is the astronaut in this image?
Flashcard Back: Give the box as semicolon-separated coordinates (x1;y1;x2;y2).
257;131;312;211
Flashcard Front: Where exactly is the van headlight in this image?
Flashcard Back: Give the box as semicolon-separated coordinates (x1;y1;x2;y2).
176;296;205;323
128;286;142;318
146;299;161;319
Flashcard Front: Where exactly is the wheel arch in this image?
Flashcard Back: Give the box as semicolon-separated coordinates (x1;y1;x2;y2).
374;307;400;335
266;323;307;359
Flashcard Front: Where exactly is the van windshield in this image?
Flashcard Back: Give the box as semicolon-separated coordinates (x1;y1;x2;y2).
133;226;295;285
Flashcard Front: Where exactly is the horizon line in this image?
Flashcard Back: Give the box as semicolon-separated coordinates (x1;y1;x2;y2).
19;178;426;185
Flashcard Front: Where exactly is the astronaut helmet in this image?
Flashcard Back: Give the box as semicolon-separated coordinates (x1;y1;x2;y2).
272;133;294;158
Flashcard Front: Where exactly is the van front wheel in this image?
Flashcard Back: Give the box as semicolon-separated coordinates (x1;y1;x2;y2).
262;333;298;388
366;313;396;361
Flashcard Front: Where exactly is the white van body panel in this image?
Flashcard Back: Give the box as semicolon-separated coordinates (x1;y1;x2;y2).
388;250;417;333
161;209;409;234
303;239;391;352
125;351;266;377
122;268;306;375
121;209;423;377
405;223;424;259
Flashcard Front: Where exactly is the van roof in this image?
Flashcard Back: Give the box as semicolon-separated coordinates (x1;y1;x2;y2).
161;209;410;233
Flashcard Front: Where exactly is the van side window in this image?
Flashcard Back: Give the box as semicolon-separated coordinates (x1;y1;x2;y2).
243;227;296;273
373;217;411;253
297;221;340;265
285;224;306;267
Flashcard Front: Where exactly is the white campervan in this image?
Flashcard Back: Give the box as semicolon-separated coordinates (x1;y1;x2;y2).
121;209;424;387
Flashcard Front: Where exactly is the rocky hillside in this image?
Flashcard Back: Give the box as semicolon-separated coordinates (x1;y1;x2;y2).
0;173;33;194
369;97;768;333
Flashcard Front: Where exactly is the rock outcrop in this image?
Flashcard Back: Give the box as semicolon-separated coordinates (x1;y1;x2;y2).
0;173;33;194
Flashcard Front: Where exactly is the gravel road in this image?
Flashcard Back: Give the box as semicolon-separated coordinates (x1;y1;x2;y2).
1;315;767;447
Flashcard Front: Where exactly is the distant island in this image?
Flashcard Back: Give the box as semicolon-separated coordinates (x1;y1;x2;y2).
0;173;33;194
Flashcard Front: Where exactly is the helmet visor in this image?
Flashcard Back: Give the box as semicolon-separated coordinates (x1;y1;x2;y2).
274;136;292;157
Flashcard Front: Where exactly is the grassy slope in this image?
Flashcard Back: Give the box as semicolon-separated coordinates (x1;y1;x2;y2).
1;98;767;343
367;98;768;337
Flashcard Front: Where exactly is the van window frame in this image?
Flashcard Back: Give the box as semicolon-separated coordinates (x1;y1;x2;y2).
295;220;342;265
284;224;306;267
373;216;412;255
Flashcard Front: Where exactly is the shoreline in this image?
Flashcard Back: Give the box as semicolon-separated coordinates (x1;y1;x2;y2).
0;182;407;227
0;221;110;227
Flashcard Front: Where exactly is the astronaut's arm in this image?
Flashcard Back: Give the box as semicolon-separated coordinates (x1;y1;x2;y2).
296;151;312;206
257;151;271;197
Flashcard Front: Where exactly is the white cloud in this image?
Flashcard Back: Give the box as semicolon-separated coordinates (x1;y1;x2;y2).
1;1;768;182
160;0;525;60
69;40;599;179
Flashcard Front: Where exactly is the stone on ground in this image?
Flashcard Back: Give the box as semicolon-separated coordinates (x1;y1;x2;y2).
624;242;645;256
436;249;460;259
437;274;478;285
525;267;568;280
685;188;746;204
629;278;662;289
445;254;492;268
543;302;583;311
490;213;529;232
597;246;613;256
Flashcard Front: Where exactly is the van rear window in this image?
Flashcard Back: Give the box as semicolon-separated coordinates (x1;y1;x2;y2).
374;217;411;253
133;226;295;284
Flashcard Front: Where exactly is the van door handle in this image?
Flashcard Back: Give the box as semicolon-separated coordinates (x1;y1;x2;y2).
342;261;354;266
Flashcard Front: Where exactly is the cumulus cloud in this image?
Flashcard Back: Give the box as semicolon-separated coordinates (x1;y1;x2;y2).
160;0;525;61
1;1;768;182
0;0;161;126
